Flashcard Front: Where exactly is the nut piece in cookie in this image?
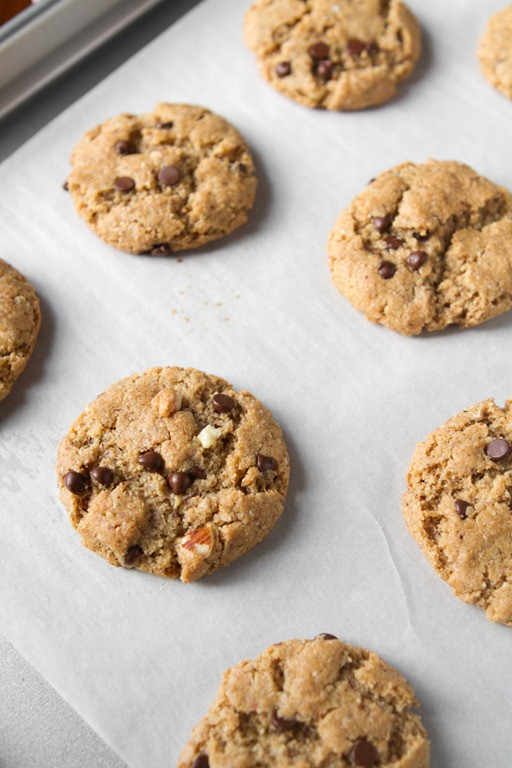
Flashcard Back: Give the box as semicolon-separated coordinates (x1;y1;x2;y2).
478;5;512;100
67;104;257;254
178;636;430;767
403;398;512;626
244;0;421;110
328;160;512;335
0;258;41;402
56;366;289;581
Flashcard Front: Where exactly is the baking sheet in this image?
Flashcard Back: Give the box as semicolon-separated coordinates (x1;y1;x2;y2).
1;1;511;766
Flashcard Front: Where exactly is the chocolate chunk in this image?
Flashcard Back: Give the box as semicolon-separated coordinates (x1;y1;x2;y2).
308;41;330;60
90;466;114;486
407;251;427;271
62;180;69;191
317;633;338;640
454;499;470;520
378;261;396;279
137;451;164;474
275;61;291;77
271;710;300;732
64;470;87;495
372;215;392;233
124;545;143;568
212;393;236;413
114;176;135;192
151;244;172;256
485;438;510;460
413;230;430;241
158;165;180;187
257;454;277;472
384;235;404;250
237;163;247;173
191;756;209;768
350;739;379;767
168;471;193;494
188;466;206;480
347;38;366;57
114;140;136;155
316;60;334;81
155;121;174;129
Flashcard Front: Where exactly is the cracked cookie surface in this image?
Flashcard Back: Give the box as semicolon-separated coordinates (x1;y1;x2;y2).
0;258;41;402
478;5;512;100
178;636;430;768
244;0;421;110
56;367;289;581
403;399;512;627
327;160;512;335
67;104;257;253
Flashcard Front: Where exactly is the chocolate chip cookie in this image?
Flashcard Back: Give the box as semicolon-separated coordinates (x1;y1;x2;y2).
244;0;421;110
478;5;512;100
403;398;512;626
67;104;257;253
328;160;512;335
0;258;41;402
56;367;289;581
178;636;430;768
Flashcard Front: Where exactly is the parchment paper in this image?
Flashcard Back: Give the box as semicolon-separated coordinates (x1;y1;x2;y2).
1;1;511;766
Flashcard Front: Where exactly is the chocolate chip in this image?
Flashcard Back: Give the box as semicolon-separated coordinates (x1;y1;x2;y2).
64;470;87;495
151;244;172;255
155;121;174;129
316;59;334;81
158;165;180;187
168;471;192;494
114;176;135;192
188;466;206;480
347;38;366;56
485;438;510;461
191;756;209;768
308;41;330;60
413;230;430;241
372;215;392;233
257;454;277;472
237;163;247;173
271;710;300;732
454;499;470;520
114;140;136;155
137;451;164;474
317;633;338;640
275;61;291;77
350;739;379;767
378;261;396;279
407;251;427;271
384;235;404;250
124;545;143;568
62;180;69;191
90;466;114;486
212;393;236;413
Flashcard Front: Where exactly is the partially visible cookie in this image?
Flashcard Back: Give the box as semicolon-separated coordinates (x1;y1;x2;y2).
178;636;430;768
478;5;512;99
0;258;41;402
243;0;421;111
403;399;512;627
67;104;257;253
328;160;512;335
56;367;289;581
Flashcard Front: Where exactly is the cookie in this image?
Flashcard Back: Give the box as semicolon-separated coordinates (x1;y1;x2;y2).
56;367;289;581
178;635;430;768
478;5;512;100
67;104;257;253
0;258;41;402
328;160;512;335
403;399;512;627
243;0;421;111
